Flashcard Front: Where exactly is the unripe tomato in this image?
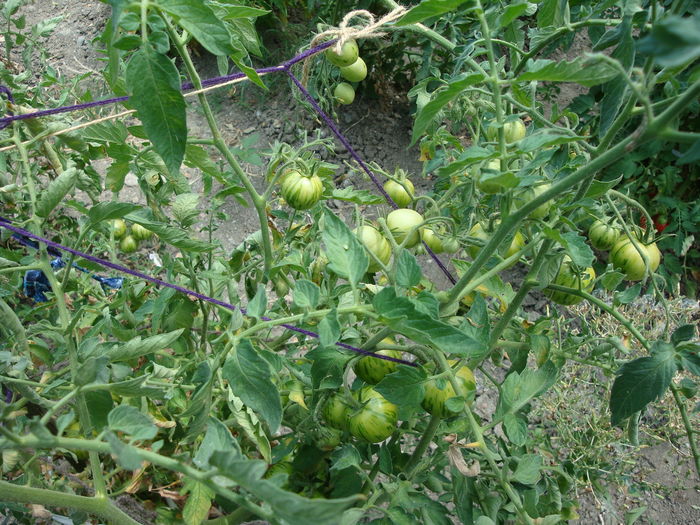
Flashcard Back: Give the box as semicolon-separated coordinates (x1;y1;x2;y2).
422;362;476;418
348;387;398;443
609;237;661;281
119;235;138;253
315;427;342;451
387;208;424;248
588;220;621;251
280;170;324;210
325;40;359;67
383;178;414;207
131;223;153;241
334;82;355;105
355;225;392;272
353;338;401;384
340;57;367;82
111;219;127;239
514;183;552;219
467;223;525;266
487;119;527;143
544;257;596;305
441;236;460;254
421;227;444;254
323;394;351;431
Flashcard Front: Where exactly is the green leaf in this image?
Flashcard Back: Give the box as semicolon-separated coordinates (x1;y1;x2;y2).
614;283;641;305
105;431;143;470
36;167;79;218
610;342;677;426
497;2;531;28
373;287;487;359
308;346;349;389
330;444;362;471
599;15;635;137
462;294;490;346
321;208;368;286
227;392;271;464
396;0;475;26
678;140;700;166
516;128;584;153
672;324;697;346
222;339;282;432
193;418;241;469
75;356;109;387
108;376;165;398
600;270;625;291
104;330;184;362
541;229;594;268
293;279;320;309
247;283;267;319
511;454;542;485
84;391;113;431
437;146;493;178
182;479;214;525
411;73;484;145
159;0;235;56
87;202;140;227
503;413;527;446
125;210;215;252
585;175;623;198
331;187;385;205
537;0;569;28
125;46;186;177
496;361;559;418
637;13;700;67
318;309;341;347
108;405;157;441
375;365;427;412
517;57;619;87
395;250;422;288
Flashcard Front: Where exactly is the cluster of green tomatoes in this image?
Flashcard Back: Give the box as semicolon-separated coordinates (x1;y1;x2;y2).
325;39;367;105
322;338;476;443
111;219;154;253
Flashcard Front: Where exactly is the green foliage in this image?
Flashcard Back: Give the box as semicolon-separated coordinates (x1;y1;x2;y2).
0;1;699;524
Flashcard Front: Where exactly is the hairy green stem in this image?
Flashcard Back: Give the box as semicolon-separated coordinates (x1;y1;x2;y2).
405;414;442;476
163;18;274;275
0;480;142;525
669;384;700;479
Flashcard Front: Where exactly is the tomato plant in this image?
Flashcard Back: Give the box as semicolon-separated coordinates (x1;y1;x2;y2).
1;2;699;524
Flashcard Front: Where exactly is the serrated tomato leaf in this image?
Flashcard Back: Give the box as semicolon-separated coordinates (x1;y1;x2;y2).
610;342;676;426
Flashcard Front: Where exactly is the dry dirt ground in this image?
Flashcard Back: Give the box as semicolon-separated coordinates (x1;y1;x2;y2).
5;2;699;524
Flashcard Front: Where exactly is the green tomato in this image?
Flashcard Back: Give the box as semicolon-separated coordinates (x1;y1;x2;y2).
314;427;342;451
441;236;460;254
355;225;392;272
334;82;355;105
422;362;476;418
487;118;527;143
340;57;367;82
544;257;596;305
111;219;127;239
609;237;661;281
588;220;621;251
467;223;525;266
323;394;351;431
514;183;552;219
280;170;324;210
325;40;359;67
131;223;153;241
477;159;505;194
353;338;401;384
383;178;414;207
348;387;398;443
421;227;444;254
119;235;138;254
387;208;424;248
